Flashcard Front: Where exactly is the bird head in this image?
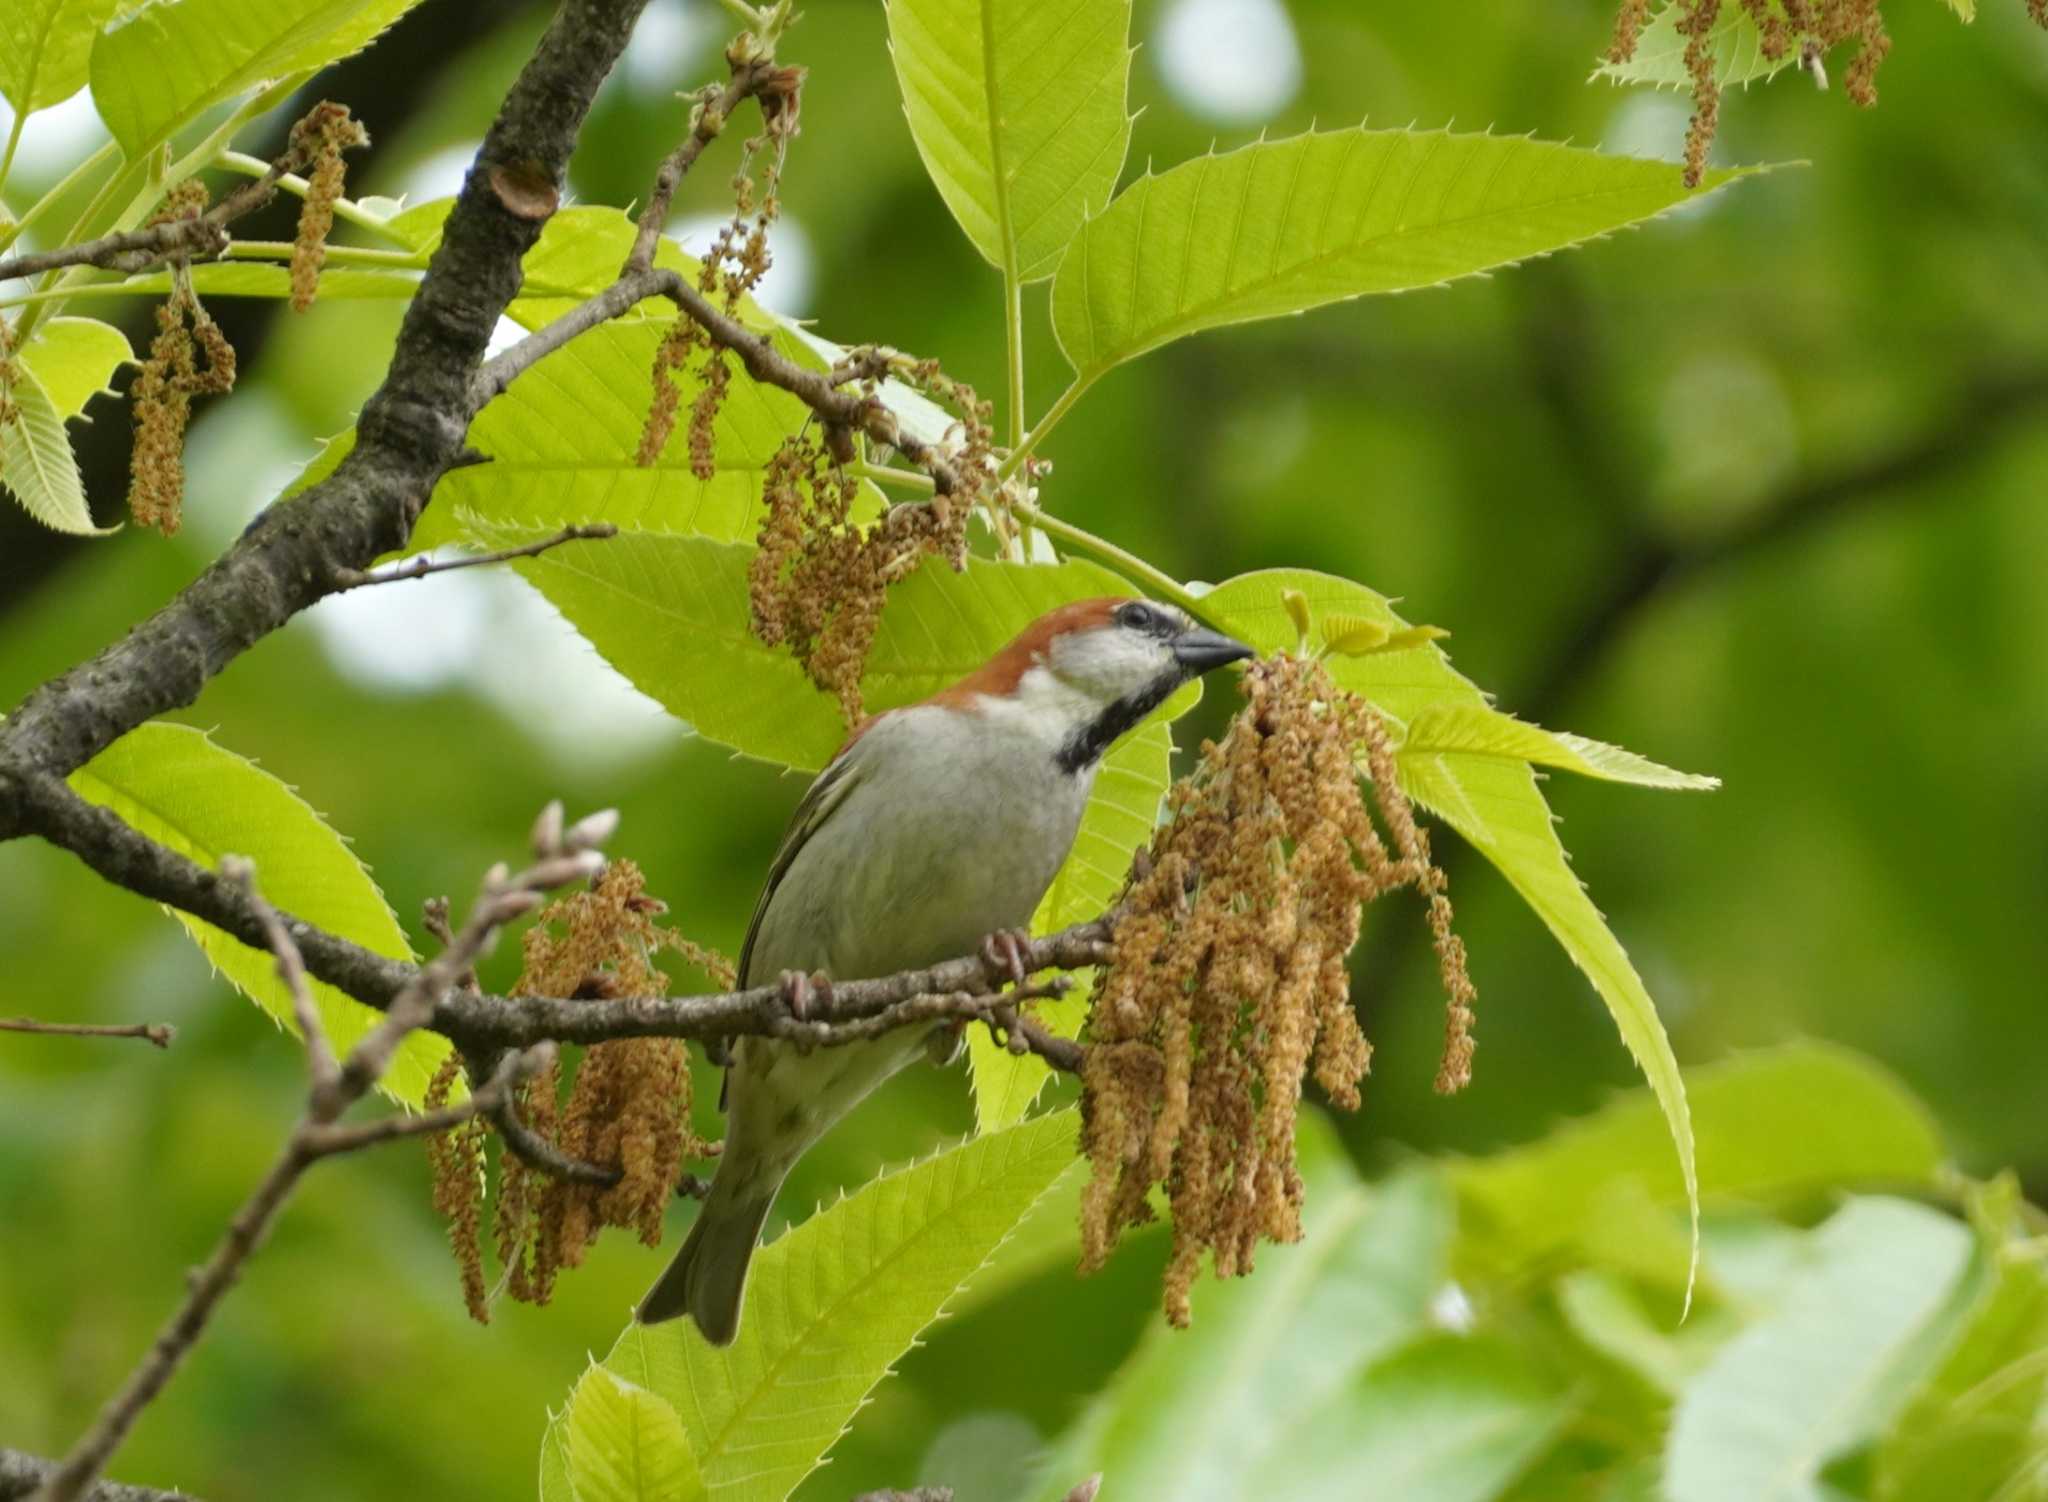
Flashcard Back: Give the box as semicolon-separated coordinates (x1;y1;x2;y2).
937;598;1255;773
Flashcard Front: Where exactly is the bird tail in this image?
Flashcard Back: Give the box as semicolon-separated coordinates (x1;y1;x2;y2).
635;1165;779;1343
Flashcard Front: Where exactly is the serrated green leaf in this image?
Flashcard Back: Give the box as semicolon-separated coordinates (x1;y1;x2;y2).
888;0;1133;283
1257;1335;1570;1502
89;0;424;160
453;525;1145;773
1665;1198;1978;1502
968;706;1186;1133
1594;3;1805;93
14;315;131;417
538;1415;572;1502
0;0;119;115
1403;703;1719;790
1052;128;1764;379
68;722;446;1104
0;356;110;534
1451;1044;1943;1279
1029;1146;1453;1502
1202;567;1701;1296
599;1110;1080;1502
561;1366;704;1502
410;318;837;554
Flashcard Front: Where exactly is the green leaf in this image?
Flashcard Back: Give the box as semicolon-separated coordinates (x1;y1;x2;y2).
1258;1335;1569;1502
887;0;1134;282
1030;1147;1454;1502
0;0;118;116
0;355;110;534
599;1110;1080;1502
89;0;424;160
14;315;131;418
1876;1182;2048;1502
451;524;1145;772
1451;1043;1944;1279
411;317;836;553
1664;1197;1978;1502
1051;128;1764;380
560;1366;704;1502
69;721;446;1104
1592;4;1806;93
1202;567;1700;1288
968;706;1182;1132
1401;704;1719;791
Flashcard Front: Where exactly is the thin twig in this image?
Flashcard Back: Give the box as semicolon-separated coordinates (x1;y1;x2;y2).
330;524;618;589
28;822;611;1502
0;1018;174;1049
623;57;777;274
0;110;349;286
223;856;337;1096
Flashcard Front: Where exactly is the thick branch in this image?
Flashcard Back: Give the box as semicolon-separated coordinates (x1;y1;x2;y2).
0;0;651;795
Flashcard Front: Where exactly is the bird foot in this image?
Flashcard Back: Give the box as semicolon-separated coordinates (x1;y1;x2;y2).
979;928;1033;988
777;969;833;1020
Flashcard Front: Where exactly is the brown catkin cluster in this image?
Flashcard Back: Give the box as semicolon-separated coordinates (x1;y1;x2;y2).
1079;655;1476;1327
423;861;727;1319
0;316;21;432
636;67;802;466
1612;0;1971;187
126;266;235;534
287;102;370;313
423;1052;490;1321
748;368;994;724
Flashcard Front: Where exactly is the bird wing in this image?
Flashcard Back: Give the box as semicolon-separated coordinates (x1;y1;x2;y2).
736;741;872;988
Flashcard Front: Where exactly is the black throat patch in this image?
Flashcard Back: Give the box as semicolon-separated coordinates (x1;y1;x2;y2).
1056;673;1184;775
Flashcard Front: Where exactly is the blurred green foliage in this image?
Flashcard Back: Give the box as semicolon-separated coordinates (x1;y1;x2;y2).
4;0;2047;1497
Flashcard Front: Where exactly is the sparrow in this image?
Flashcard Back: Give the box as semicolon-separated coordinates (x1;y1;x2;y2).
635;597;1254;1341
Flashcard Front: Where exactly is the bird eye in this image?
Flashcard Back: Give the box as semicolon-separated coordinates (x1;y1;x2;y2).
1116;602;1170;635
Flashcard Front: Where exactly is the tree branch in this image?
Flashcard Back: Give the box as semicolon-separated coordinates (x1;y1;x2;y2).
26;829;599;1502
0;1018;174;1048
330;523;618;589
0;0;652;797
0;1452;194;1502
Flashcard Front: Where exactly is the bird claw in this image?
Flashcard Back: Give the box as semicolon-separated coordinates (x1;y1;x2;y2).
979;927;1032;988
778;969;831;1021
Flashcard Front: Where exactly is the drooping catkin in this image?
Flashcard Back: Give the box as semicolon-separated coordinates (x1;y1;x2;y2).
422;860;727;1319
286;102;370;313
1079;655;1476;1327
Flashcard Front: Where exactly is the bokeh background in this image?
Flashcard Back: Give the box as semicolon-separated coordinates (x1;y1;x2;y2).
4;0;2046;1496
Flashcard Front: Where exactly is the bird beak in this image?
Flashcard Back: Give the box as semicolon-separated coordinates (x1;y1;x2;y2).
1172;626;1257;673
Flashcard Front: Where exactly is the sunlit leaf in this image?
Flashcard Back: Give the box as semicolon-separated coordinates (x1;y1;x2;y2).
1402;704;1719;790
1203;567;1700;1285
599;1111;1079;1502
14;315;131;418
89;0;425;159
887;0;1133;282
1664;1197;1978;1502
1051;128;1764;379
0;356;109;535
1029;1137;1452;1502
559;1366;704;1502
0;0;119;115
68;721;445;1104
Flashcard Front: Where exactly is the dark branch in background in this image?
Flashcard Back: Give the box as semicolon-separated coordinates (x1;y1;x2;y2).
0;1452;192;1502
1516;362;2048;722
0;1018;174;1048
25;836;597;1502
